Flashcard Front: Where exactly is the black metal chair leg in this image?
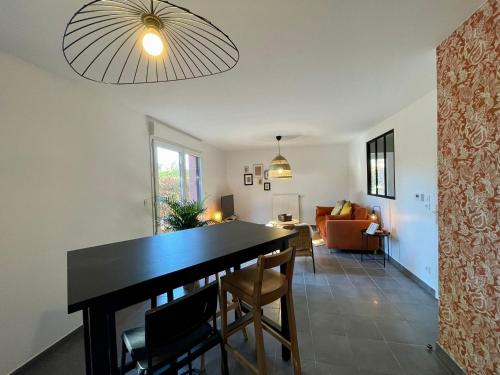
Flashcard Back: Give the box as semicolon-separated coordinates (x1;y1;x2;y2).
311;240;316;274
120;340;127;375
383;237;386;268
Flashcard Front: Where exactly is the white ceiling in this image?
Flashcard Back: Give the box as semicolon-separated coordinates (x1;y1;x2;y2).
0;0;483;150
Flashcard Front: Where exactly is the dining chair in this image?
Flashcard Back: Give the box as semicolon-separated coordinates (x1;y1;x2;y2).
220;247;301;374
288;224;316;273
120;281;228;375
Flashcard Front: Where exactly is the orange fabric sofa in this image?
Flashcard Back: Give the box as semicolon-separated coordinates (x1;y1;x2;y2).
315;204;378;251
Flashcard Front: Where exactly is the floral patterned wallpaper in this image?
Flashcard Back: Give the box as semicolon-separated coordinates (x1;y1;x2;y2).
437;1;499;374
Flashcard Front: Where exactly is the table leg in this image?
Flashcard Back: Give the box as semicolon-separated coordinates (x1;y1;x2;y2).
280;239;291;361
167;288;174;302
382;237;385;268
233;264;241;321
387;236;391;263
83;309;92;375
107;312;119;375
86;307;112;374
361;234;366;263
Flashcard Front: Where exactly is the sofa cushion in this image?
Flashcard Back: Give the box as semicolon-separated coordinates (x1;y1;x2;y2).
353;206;368;220
331;200;345;215
339;201;352;216
326;214;350;221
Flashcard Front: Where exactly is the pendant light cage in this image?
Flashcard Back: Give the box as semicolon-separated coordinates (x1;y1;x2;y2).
63;0;239;84
269;136;292;179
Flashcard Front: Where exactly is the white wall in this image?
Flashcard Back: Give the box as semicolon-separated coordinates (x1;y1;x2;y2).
348;90;439;295
0;52;227;374
225;144;350;224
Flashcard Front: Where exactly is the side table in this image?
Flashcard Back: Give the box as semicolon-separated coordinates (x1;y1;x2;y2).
361;229;391;267
266;219;300;229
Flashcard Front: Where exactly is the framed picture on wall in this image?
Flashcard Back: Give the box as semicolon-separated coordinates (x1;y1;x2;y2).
244;173;253;186
244;165;250;173
254;164;263;178
264;169;269;180
264;182;271;191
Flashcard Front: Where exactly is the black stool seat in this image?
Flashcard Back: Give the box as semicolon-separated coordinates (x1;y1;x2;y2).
123;323;213;364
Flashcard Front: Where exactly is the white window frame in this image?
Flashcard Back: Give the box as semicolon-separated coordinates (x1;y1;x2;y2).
150;136;203;233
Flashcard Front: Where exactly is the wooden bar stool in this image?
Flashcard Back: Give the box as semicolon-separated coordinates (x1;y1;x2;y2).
204;270;248;339
220;247;301;374
200;270;248;372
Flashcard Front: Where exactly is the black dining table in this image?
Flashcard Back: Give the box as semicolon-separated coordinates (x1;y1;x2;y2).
67;220;297;375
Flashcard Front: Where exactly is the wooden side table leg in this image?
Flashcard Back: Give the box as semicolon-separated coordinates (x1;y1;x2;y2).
387;236;391;263
383;236;386;268
361;233;365;263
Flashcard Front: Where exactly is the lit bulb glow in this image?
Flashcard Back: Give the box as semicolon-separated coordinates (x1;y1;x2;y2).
214;211;223;223
142;28;164;56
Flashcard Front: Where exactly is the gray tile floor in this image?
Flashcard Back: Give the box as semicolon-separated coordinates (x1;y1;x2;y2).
17;246;449;375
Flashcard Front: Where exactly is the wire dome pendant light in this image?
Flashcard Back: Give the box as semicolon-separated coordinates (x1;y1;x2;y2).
269;136;292;179
63;0;239;84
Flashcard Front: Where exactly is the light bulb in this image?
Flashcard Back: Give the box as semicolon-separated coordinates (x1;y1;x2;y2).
142;28;164;56
214;211;223;223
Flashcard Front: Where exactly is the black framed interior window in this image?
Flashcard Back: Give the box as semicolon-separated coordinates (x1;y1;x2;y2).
367;130;395;199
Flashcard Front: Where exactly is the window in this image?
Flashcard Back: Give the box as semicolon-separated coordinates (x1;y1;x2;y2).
152;140;202;233
367;130;395;199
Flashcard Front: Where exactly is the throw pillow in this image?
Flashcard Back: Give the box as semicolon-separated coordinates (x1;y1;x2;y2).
330;200;345;215
339;201;352;216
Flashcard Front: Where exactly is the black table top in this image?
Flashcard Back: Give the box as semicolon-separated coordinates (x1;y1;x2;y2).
67;221;296;313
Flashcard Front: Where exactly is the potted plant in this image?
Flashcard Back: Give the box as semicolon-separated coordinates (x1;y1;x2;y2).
158;195;207;291
159;195;207;232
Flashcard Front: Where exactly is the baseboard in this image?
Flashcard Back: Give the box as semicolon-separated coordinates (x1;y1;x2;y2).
388;255;436;298
435;342;466;375
10;325;83;374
